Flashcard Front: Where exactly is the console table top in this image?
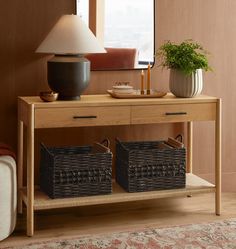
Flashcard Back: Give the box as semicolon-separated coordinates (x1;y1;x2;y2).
19;93;218;108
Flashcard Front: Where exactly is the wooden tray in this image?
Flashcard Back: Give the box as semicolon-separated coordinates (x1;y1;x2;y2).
107;90;167;99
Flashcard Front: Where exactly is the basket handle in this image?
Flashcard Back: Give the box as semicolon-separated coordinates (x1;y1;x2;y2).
175;134;183;143
165;134;184;148
115;137;127;150
40;143;53;156
92;138;111;153
100;138;110;149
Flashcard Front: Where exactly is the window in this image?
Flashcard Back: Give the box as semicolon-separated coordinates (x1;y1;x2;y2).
76;0;155;69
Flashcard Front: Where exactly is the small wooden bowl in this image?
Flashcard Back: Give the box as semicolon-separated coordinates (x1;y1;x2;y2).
39;91;58;102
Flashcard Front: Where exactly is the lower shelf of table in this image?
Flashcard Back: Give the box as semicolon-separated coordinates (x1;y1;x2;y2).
20;173;215;211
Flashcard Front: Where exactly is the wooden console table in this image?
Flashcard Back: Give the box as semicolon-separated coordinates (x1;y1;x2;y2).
17;93;221;236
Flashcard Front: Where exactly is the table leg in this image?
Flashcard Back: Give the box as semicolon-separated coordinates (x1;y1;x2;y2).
17;120;24;214
215;99;222;215
187;122;193;174
27;105;34;236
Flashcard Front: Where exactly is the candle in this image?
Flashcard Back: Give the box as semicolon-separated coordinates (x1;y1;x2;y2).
141;70;144;94
147;63;151;94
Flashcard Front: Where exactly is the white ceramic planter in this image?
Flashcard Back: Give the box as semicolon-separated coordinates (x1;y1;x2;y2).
169;69;203;98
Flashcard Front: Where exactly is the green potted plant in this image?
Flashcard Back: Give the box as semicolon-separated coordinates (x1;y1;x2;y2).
156;40;211;97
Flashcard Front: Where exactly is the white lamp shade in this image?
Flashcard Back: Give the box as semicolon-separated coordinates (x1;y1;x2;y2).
36;15;106;55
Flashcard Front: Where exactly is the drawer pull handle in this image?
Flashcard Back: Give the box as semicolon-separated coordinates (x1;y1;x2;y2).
165;112;187;116
73;115;97;119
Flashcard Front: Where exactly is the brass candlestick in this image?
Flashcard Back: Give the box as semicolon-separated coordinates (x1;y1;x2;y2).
147;63;151;94
141;70;144;94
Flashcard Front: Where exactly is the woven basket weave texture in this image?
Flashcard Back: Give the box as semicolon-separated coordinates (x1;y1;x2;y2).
40;143;112;199
116;140;186;192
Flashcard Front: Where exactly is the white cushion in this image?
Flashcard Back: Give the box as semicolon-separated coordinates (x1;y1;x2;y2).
0;156;17;241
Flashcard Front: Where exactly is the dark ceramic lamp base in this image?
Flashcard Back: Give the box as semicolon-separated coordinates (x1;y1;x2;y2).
47;55;90;100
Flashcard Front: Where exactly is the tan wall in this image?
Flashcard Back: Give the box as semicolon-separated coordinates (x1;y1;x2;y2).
0;0;235;191
0;0;76;145
156;0;236;192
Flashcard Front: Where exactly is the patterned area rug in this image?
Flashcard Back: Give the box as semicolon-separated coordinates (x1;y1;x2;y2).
3;219;236;249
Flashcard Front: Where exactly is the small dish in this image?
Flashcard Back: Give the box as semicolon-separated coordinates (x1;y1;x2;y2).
113;89;135;94
112;85;133;90
112;85;134;94
40;91;59;102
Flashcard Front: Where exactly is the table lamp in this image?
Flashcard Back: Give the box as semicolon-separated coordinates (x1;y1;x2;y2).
36;15;106;100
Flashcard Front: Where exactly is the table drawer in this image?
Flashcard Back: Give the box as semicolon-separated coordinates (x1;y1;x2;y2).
35;106;131;128
131;103;216;124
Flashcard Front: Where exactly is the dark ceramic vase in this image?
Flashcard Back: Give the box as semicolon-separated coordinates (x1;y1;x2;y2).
47;55;90;100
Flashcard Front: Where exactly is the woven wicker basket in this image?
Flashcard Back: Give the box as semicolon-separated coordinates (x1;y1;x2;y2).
40;139;112;199
115;138;186;192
